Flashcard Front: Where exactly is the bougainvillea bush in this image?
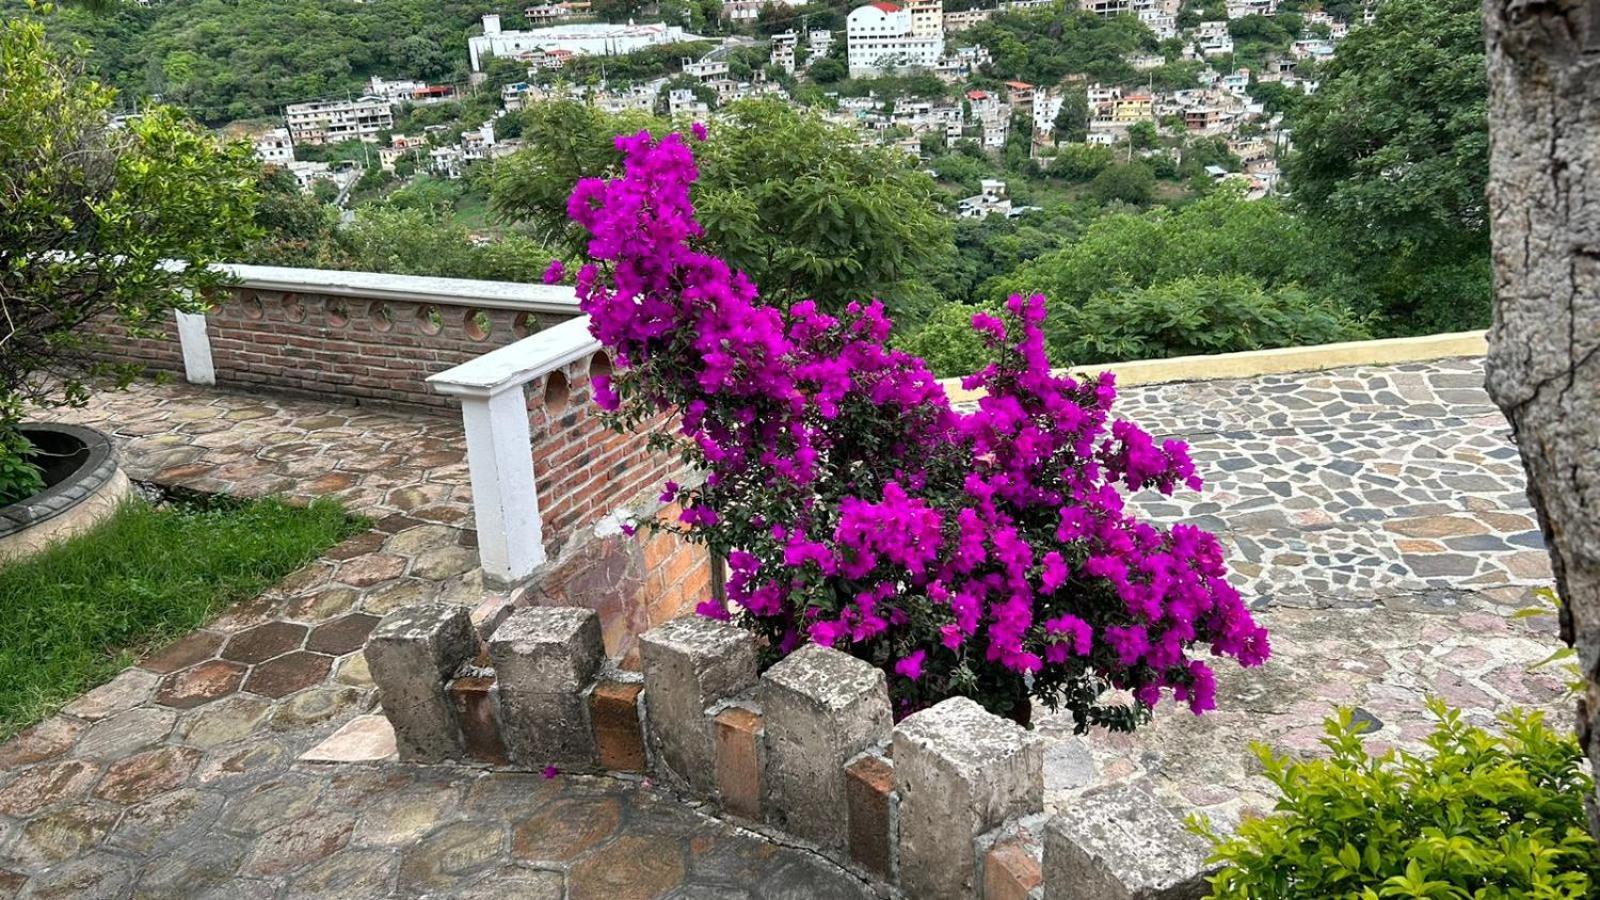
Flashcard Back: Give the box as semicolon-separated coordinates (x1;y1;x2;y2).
561;128;1269;730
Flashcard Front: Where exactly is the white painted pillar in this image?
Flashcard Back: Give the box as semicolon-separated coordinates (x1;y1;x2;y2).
457;384;545;587
426;315;598;590
174;310;215;386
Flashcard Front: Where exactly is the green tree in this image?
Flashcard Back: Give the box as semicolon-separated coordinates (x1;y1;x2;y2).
0;15;259;501
1089;161;1155;205
1052;85;1089;144
491;99;955;324
808;55;846;83
1285;0;1489;333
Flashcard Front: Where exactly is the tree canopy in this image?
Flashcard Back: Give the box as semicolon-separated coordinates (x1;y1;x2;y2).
1285;0;1489;333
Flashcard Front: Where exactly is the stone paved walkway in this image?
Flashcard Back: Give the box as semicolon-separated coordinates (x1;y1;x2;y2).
1038;357;1569;834
0;359;1573;896
1;384;872;899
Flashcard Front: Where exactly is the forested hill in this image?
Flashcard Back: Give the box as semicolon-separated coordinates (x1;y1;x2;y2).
4;0;486;124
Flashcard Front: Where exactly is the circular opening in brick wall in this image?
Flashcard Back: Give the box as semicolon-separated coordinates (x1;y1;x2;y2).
465;309;493;342
282;293;306;323
369;301;394;332
417;304;444;335
198;287;225;314
544;371;570;415
513;311;539;339
243;293;265;320
325;298;349;327
588;352;613;381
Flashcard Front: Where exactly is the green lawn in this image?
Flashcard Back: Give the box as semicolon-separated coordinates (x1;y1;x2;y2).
0;495;364;739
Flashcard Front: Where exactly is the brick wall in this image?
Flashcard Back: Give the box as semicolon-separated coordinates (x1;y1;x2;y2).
95;285;579;412
526;353;687;557
521;501;712;667
92;276;703;664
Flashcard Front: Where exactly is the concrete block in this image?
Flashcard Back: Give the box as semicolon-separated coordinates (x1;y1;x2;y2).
759;644;891;848
488;607;605;769
489;606;603;693
638;616;757;794
894;697;1044;898
494;689;596;769
1043;785;1214;900
364;604;476;762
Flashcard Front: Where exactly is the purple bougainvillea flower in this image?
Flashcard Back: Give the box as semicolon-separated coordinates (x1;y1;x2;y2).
542;259;565;284
557;129;1270;726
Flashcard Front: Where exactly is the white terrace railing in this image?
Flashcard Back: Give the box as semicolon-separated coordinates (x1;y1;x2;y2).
428;316;600;586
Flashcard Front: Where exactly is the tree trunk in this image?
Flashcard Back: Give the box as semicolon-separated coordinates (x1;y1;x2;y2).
1482;0;1600;832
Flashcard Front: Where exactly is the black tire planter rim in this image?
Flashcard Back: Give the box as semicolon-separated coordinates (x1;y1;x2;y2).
0;423;120;539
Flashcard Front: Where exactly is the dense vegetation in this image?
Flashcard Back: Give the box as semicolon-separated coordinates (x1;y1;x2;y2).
12;0;1494;380
0;496;362;739
1196;705;1600;898
0;0;484;124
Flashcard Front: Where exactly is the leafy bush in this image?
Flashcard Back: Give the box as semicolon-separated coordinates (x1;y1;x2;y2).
1195;703;1600;899
0;431;45;508
1062;274;1369;364
564;130;1269;728
1;14;259;495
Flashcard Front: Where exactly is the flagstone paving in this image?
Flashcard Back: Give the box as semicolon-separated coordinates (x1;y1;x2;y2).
5;384;873;899
0;357;1573;896
1038;357;1569;834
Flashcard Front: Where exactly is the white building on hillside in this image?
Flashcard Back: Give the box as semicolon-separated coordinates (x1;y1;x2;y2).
846;0;944;77
467;14;702;72
253;127;294;165
283;96;393;145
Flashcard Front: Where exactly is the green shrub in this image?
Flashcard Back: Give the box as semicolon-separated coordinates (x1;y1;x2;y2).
1061;274;1368;364
1194;703;1600;899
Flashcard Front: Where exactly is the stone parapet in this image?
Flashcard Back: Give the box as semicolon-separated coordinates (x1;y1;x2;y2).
366;607;1213;897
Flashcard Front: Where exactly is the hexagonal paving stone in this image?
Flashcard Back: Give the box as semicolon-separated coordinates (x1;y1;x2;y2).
287;849;399;899
286;586;360;622
0;759;99;817
135;833;248;898
61;668;161;721
222;622;309;665
510;796;623;864
177;695;273;748
335;554;408;588
7;803;119;868
107;788;227;855
94;746;201;805
139;631;226;674
399;821;507;892
305;614;381;656
244;651;333;699
16;850;131;899
568;833;687;900
73;707;177;759
240;812;355;878
0;716;85;770
156;659;248;709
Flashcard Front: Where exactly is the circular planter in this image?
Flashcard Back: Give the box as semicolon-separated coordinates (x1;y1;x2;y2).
0;423;130;564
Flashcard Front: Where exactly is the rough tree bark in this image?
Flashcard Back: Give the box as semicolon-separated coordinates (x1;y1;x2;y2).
1482;0;1600;831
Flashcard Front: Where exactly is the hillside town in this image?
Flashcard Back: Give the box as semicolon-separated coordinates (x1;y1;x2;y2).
241;0;1366;210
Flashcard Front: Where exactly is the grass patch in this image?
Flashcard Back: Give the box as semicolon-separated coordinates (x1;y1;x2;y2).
0;494;365;739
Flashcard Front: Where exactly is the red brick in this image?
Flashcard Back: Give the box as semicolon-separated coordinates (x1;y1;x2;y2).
845;754;895;879
589;681;647;772
984;841;1042;900
713;706;763;821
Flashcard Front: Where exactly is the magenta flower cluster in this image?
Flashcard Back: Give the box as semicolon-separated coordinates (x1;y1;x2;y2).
564;129;1268;727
